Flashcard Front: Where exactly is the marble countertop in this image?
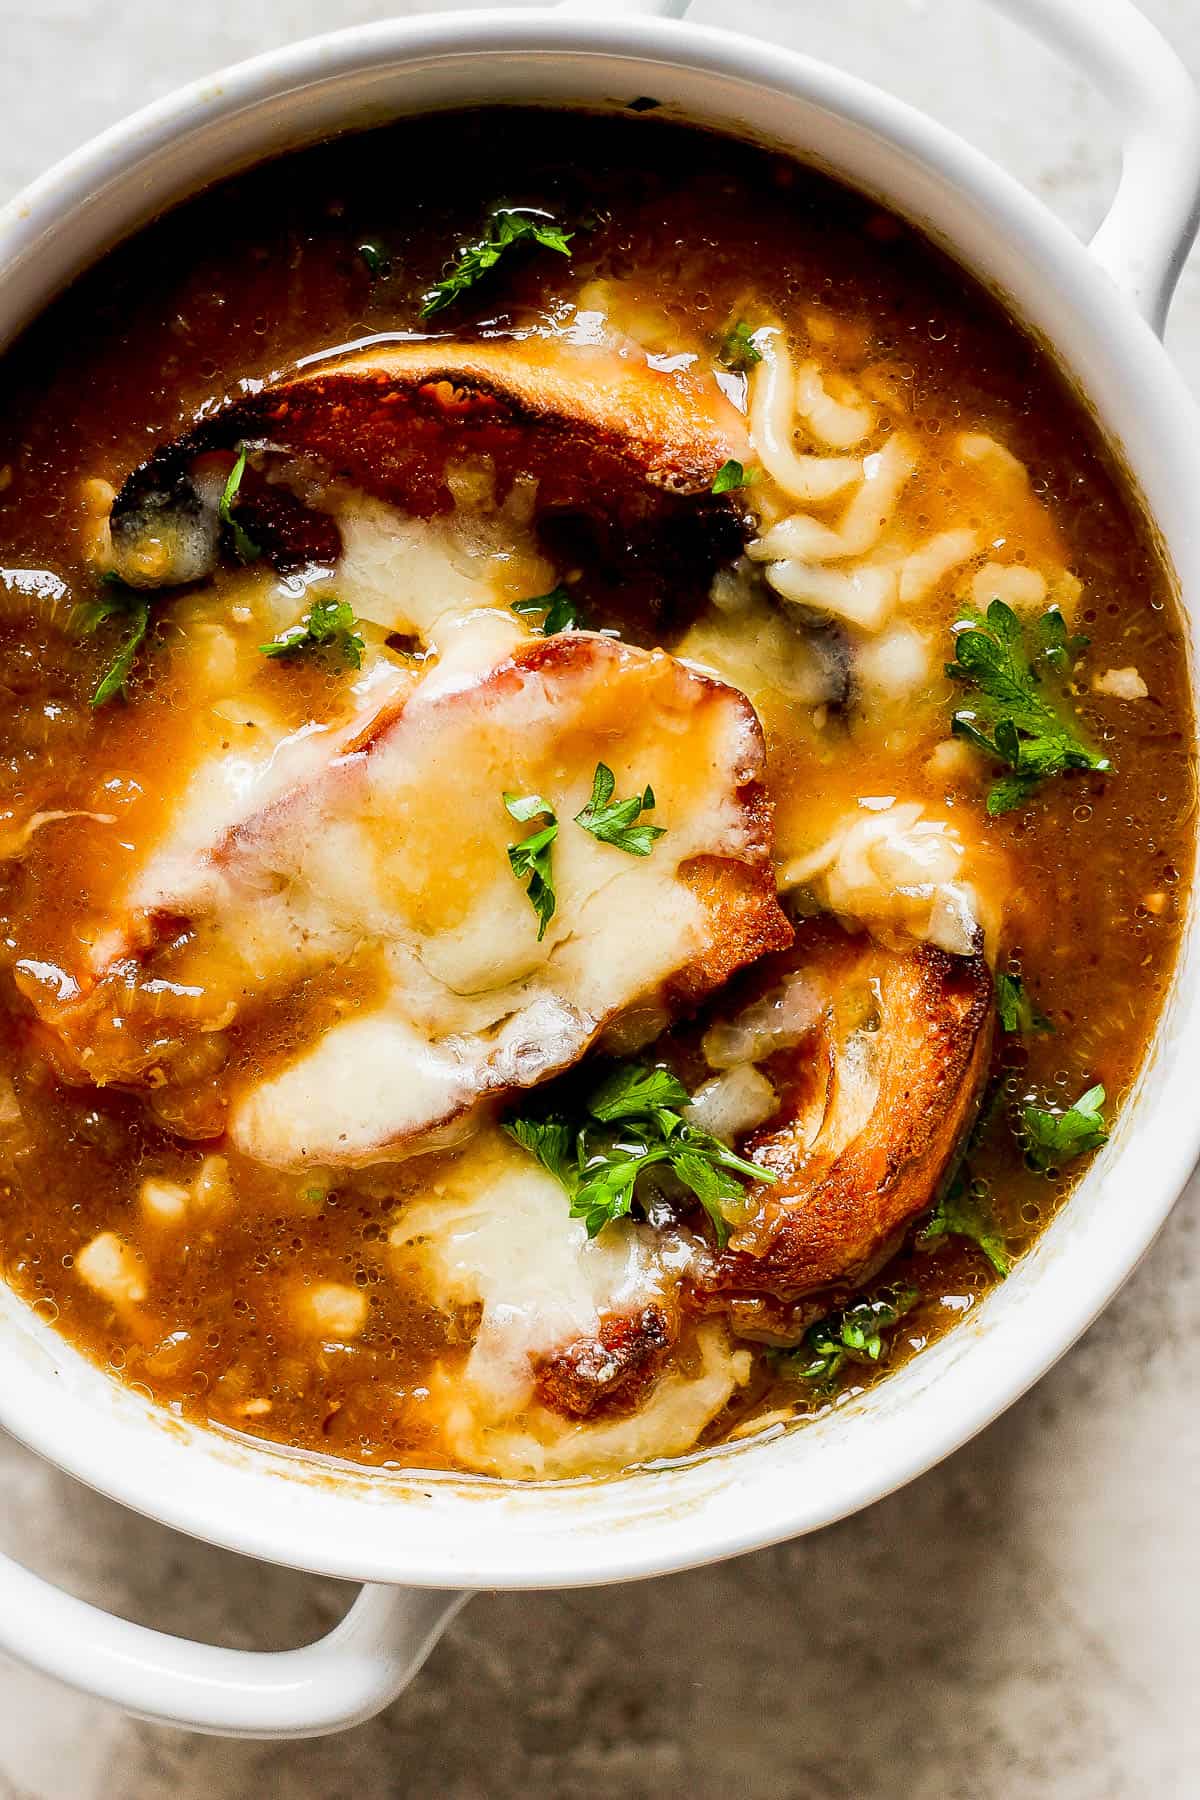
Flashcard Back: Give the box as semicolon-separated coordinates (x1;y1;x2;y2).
0;2;1197;1793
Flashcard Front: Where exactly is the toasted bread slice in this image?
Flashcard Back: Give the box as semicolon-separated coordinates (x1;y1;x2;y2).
108;338;751;594
31;633;791;1167
691;920;993;1329
262;338;749;504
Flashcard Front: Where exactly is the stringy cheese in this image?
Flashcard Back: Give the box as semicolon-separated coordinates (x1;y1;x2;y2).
780;799;997;957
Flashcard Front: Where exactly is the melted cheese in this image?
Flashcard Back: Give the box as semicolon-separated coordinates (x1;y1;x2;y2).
390;1132;746;1480
125;657;415;918
779;799;1002;957
125;485;547;914
431;1322;750;1481
101;629;776;1167
325;489;546;638
391;1132;687;1413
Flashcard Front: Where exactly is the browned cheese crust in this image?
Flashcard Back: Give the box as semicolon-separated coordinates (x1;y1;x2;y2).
534;1304;675;1421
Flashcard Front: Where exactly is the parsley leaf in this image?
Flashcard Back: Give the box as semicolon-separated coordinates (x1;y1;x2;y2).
260;596;365;669
503;1058;777;1247
70;571;130;636
574;763;666;857
777;1286;918;1388
718;320;763;372
504;1116;574;1188
1022;1083;1108;1172
74;581;154;708
995;970;1053;1036
570;1136;652;1238
219;447;261;564
572;1110;771;1246
669;1148;761;1238
712;458;757;495
421;209;573;318
504;790;558;940
587;1063;690;1121
946;600;1109;815
1034;606;1091;675
510;585;584;635
357;240;391;278
91;604;151;707
918;1170;1011;1277
71;592;124;643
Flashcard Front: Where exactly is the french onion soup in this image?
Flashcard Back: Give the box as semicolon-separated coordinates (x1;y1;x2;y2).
0;111;1190;1480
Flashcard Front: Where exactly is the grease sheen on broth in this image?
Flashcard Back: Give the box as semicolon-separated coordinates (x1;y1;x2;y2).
0;109;1190;1481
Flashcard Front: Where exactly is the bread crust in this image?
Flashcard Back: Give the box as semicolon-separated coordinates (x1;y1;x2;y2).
111;339;751;572
690;920;993;1325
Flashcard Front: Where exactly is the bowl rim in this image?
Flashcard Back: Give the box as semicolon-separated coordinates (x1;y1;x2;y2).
0;6;1197;1590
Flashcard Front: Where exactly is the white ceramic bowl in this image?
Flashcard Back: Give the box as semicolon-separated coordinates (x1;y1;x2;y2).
0;0;1197;1739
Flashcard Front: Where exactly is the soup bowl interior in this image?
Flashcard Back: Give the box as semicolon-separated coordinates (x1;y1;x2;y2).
0;11;1197;1589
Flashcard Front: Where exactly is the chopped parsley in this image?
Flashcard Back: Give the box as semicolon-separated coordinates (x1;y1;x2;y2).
260;595;365;669
918;1170;1012;1277
357;240;391;278
421;208;573;318
506;1115;574;1187
995;970;1052;1036
712;458;757;495
574;763;665;857
718;319;763;371
511;585;584;635
1023;1083;1108;1172
776;1286;918;1388
504;790;559;941
219;447;261;564
503;1058;776;1246
587;1063;687;1121
946;600;1108;815
75;580;154;708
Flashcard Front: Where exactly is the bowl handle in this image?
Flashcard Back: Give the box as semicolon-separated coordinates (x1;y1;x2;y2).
0;1547;467;1738
985;0;1200;333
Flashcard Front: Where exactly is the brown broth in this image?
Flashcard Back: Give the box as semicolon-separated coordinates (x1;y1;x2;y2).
0;109;1191;1477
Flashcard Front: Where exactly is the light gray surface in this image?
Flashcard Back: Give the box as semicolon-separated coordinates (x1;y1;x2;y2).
0;1;1198;1794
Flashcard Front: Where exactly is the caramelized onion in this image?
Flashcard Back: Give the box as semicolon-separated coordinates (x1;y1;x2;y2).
702;973;826;1070
147;1073;229;1141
